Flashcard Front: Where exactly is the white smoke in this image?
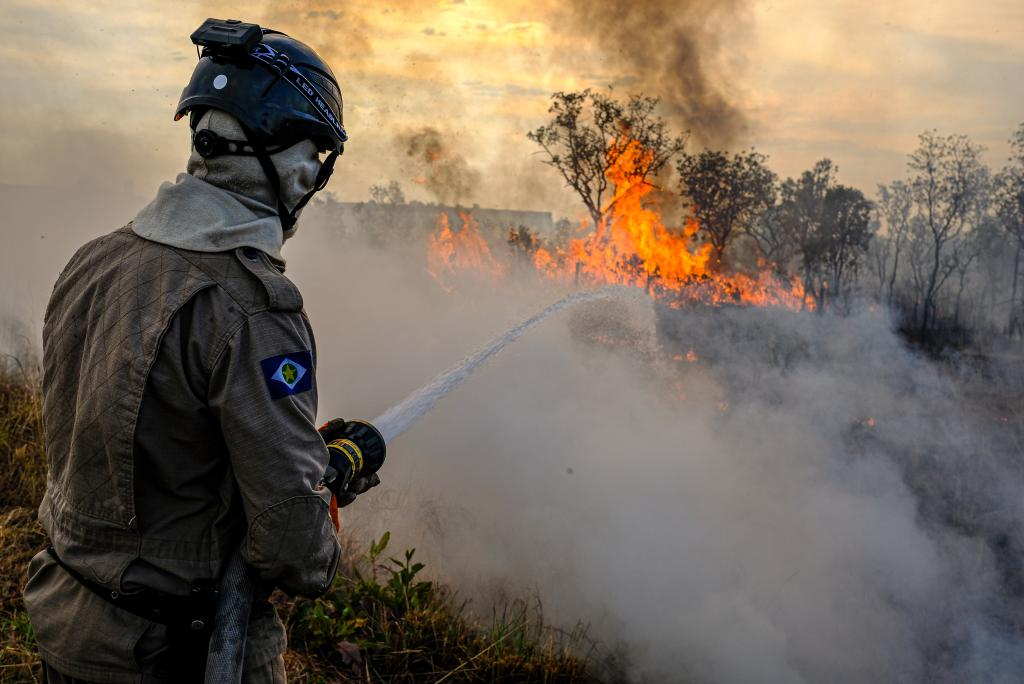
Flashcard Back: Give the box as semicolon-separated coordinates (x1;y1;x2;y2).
287;205;1024;683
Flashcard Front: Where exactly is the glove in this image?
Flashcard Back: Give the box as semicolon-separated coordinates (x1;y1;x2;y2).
337;472;381;508
317;418;386;502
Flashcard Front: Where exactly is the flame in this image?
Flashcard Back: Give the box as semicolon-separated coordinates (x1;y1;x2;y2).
426;138;813;310
686;349;699;362
426;212;505;291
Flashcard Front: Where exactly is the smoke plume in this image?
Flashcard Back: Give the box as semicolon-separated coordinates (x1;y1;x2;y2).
397;127;482;206
554;0;748;148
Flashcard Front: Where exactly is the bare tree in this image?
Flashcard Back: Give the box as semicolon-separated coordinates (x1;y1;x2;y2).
875;181;912;303
948;229;985;328
369;180;406;205
528;90;687;231
676;148;776;267
906;130;986;333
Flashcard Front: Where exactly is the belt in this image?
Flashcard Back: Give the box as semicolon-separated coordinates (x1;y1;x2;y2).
46;546;219;633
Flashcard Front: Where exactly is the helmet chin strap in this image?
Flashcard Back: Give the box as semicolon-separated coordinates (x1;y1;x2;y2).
235;121;339;233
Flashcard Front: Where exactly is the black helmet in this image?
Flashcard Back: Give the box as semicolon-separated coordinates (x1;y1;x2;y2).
175;19;348;231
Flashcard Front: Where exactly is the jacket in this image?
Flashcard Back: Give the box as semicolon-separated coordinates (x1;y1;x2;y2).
25;225;340;681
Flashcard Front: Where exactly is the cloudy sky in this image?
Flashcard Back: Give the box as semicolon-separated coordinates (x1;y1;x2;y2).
0;0;1021;217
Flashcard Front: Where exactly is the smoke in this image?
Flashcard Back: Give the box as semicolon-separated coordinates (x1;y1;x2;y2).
397;127;482;206
0;127;158;346
554;0;749;147
284;205;1024;683
4;167;1023;680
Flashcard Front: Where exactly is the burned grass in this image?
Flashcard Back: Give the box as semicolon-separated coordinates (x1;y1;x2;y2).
0;369;604;683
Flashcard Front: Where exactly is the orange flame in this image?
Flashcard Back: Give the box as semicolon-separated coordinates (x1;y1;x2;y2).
427;212;506;291
427;138;813;310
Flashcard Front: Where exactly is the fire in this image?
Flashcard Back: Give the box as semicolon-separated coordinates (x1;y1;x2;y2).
426;212;505;291
426;138;813;310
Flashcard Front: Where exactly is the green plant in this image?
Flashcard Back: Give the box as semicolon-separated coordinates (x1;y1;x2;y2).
285;533;598;682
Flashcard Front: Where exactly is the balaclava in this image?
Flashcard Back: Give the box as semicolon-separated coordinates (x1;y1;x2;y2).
132;109;323;258
187;109;322;240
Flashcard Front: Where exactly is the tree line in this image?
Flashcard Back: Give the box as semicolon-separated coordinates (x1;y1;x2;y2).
527;89;1024;347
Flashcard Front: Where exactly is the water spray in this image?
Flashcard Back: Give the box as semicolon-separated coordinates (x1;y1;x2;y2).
372;287;631;443
205;287;632;683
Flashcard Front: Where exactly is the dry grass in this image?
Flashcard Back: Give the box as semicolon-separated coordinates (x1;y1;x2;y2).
0;369;45;511
0;367;46;683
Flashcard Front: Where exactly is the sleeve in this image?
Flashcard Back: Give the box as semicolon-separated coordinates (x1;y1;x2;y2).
208;308;340;597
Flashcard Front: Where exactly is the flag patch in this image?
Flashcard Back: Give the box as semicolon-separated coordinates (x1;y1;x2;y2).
260;350;314;400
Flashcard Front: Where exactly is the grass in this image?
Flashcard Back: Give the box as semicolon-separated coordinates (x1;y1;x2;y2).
282;532;597;682
0;363;46;683
0;366;604;683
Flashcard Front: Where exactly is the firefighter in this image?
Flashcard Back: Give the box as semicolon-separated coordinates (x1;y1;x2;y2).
23;21;382;683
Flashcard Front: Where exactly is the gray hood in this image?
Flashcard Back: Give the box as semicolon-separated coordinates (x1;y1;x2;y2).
132;110;322;261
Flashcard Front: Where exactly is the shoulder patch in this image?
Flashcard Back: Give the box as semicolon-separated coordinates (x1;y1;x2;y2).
260;350;314;400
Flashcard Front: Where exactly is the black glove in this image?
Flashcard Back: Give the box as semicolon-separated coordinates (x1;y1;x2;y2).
318;419;386;503
336;473;381;508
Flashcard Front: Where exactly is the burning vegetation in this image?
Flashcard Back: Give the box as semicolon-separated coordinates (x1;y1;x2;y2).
426;137;811;311
413;89;1024;351
426;212;506;292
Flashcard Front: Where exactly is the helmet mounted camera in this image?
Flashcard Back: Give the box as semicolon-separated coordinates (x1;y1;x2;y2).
176;18;347;232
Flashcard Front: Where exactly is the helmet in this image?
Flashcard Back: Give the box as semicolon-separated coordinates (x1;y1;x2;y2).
175;19;348;231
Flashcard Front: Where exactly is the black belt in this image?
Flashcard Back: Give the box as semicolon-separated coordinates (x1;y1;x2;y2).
46;547;219;633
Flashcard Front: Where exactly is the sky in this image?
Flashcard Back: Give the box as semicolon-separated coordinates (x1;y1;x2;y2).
0;0;1022;218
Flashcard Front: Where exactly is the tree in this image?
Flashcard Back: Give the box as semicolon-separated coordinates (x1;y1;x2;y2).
906;130;986;333
747;204;796;274
768;160;835;308
816;185;875;311
994;123;1024;336
369;180;406;205
676;148;776;266
528;90;686;231
760;160;873;311
874;181;912;303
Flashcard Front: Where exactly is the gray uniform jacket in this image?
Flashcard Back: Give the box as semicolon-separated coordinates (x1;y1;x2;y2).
24;225;340;682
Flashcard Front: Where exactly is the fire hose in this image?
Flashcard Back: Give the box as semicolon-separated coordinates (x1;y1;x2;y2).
204;288;627;682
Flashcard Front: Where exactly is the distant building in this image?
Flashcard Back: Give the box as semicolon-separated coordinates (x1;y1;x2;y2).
313;199;554;244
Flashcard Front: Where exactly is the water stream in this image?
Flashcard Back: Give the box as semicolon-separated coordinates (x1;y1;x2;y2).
372;287;631;443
